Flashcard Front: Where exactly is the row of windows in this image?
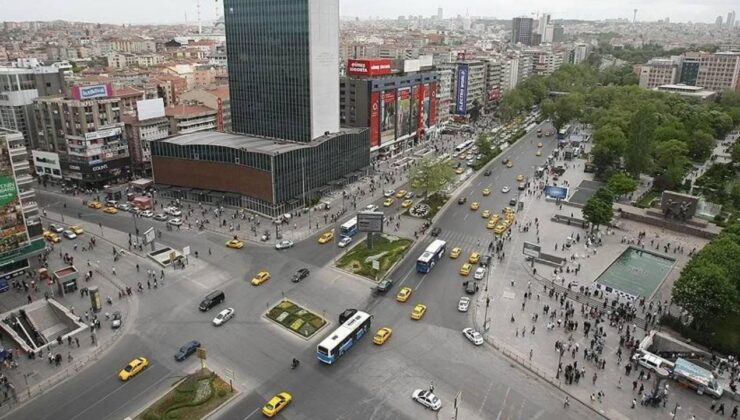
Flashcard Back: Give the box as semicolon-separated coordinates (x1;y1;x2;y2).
151;141;272;172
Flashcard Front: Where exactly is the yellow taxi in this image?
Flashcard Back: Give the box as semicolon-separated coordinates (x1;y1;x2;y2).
401;199;414;208
516;175;525;182
118;357;149;381
103;207;118;214
455;167;465;174
481;209;491;218
470;202;479;211
250;271;271;286
482;188;491;196
318;231;334;244
373;327;393;345
489;214;500;225
395;190;407;199
411;304;427;320
69;225;84;235
383;197;395;207
450;247;462;259
43;230;61;243
226;239;244;249
262;392;292;418
506;161;513;168
468;252;481;264
537;142;543;148
88;201;103;209
486;218;497;229
460;263;472;276
504;207;515;215
536;149;542;156
396;287;412;302
494;224;508;235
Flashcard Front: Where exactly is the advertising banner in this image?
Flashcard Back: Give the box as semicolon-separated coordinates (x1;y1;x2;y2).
0;145;28;256
422;83;431;130
380;90;396;144
409;86;418;139
416;83;425;137
457;51;466;61
397;87;412;138
429;82;437;126
455;64;469;116
347;59;393;76
544;186;569;200
488;88;501;102
369;91;381;148
72;83;113;100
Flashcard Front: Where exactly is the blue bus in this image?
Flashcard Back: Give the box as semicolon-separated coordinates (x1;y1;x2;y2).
557;124;572;140
340;217;359;237
317;311;372;364
416;239;447;273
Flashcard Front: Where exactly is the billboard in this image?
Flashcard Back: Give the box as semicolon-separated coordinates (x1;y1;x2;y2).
403;59;421;73
358;211;384;233
71;83;113;100
369;91;381;148
380;90;396;144
488;88;501;102
0;143;28;256
397;87;412;137
416;83;426;137
347;59;393;76
137;98;165;121
455;64;469;116
544;186;569;199
429;82;437;126
522;242;541;258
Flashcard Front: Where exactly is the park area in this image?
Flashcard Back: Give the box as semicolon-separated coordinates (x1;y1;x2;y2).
336;234;412;281
138;369;234;420
265;299;327;339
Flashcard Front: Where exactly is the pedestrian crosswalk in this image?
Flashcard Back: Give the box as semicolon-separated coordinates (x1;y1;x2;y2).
432;230;495;254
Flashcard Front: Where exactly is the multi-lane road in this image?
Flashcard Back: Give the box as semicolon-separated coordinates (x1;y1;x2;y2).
9;121;594;420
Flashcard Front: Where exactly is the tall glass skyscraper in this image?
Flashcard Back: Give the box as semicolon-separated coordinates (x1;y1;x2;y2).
224;0;340;143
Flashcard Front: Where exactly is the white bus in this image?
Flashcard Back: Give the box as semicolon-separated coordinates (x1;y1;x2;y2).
316;310;372;365
454;139;475;153
417;239;447;273
340;217;358;237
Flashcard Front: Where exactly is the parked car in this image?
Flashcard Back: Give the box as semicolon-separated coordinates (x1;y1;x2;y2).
463;327;484;346
483;169;492;176
458;296;471;312
464;280;479;295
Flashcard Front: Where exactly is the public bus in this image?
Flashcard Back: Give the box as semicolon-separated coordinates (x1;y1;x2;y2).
454;139;475;153
557;124;572;140
416;239;447;273
316;310;372;365
340;217;359;237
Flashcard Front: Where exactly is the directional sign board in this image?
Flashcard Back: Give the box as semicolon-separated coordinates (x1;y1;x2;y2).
522;241;541;258
358;211;384;233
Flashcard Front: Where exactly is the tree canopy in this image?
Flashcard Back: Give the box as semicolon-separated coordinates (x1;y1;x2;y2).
409;157;456;198
582;188;614;232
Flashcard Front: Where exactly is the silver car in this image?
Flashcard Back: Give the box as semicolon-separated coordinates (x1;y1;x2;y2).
338;236;352;248
212;308;235;326
275;240;294;250
457;296;470;312
463;327;484;346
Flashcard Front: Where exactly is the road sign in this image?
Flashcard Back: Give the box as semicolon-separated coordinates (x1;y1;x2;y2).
522;241;541;258
143;227;155;245
197;348;207;360
182;246;191;256
358;211;384;233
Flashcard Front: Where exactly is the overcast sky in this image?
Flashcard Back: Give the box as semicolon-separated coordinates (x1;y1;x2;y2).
0;0;736;25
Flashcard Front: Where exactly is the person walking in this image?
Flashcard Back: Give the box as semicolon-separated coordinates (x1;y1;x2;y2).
563;397;570;408
631;398;637;409
731;405;738;419
112;266;116;276
717;403;725;415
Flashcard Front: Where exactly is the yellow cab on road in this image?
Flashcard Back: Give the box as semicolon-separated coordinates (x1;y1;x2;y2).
481;209;491;218
460;263;472;276
251;271;271;286
411;304;427;320
401;199;414;208
373;327;393;345
486;218;497;229
450;247;462;259
69;225;84;235
482;188;491;196
470;202;479;211
103;207;118;214
396;287;412;302
118;357;149;381
225;239;244;249
383;197;395;207
43;230;61;243
395;190;407;199
318;231;334;244
468;252;481;264
88;201;103;209
494;224;508;235
262;392;292;418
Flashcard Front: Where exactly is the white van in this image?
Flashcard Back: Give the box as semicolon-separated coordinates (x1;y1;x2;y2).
633;352;674;373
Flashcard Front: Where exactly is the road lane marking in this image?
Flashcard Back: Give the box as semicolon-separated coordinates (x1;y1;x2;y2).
397;264;416;287
241;406;262;419
495;387;511;420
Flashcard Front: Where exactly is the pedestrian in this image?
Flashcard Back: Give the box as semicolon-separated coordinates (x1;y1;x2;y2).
563;396;570;408
112;266;116;276
75;337;80;348
631;398;637;409
731;405;738;419
592;372;598;385
529;349;533;360
717;403;725;415
638;383;644;395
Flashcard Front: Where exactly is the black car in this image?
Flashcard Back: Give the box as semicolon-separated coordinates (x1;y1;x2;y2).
483;169;492;176
174;340;201;361
376;278;394;293
291;268;310;283
464;280;479;295
457;197;467;205
430;227;442;237
509;198;517;206
339;308;358;324
479;254;492;268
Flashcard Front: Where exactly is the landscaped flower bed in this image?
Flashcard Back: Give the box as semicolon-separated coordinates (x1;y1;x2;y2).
266;300;327;338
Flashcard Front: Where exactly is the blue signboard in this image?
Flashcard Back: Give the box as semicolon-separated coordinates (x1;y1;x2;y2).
544;186;569;199
455;64;469;116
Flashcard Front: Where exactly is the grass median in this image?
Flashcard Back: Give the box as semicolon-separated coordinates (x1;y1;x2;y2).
139;368;234;420
265;299;327;339
336;234;413;281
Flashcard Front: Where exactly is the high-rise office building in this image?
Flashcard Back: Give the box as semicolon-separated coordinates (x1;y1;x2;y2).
151;0;369;217
225;0;339;143
537;13;551;39
728;11;736;29
512;17;535;46
437;7;443;20
716;16;724;27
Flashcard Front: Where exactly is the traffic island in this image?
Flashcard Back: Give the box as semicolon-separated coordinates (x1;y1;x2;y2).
336;234;413;280
265;299;327;339
138;368;234;420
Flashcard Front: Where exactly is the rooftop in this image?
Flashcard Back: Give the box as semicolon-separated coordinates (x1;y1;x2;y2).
164;105;216;118
207;86;230;99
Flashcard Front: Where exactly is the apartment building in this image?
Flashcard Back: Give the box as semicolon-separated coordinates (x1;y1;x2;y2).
639;58;679;89
695;51;740;92
164;105;217;135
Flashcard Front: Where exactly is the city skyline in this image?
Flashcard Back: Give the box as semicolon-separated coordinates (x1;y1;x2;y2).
0;0;737;25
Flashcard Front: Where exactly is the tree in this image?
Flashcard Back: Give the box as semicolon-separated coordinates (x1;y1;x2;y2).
550;93;585;131
732;143;740;164
582;195;613;233
476;134;493;157
688;130;715;162
672;260;737;329
409;157;456;198
593;187;615;204
624;107;657;177
607;173;638;198
654;139;689;169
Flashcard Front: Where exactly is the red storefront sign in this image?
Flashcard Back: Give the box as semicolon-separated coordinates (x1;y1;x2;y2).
370;91;381;147
347;59;393;76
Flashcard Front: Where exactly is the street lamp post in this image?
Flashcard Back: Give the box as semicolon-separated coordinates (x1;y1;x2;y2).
670;403;681;419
